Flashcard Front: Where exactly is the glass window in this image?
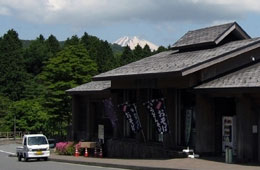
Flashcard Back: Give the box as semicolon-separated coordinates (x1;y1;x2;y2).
24;137;27;145
28;136;48;145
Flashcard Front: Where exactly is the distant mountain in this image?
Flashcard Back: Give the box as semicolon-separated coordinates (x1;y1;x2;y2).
114;36;159;51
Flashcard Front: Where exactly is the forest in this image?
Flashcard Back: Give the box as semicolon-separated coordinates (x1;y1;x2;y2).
0;29;168;138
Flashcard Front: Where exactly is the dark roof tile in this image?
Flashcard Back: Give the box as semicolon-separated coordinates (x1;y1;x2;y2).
66;81;111;93
173;22;234;48
94;38;260;80
196;62;260;89
172;22;250;50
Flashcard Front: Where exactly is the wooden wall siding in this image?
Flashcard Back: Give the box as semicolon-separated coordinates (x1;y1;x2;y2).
105;139;186;159
71;93;111;141
111;76;200;90
195;94;216;153
236;96;258;162
72;95;78;140
108;88;180;147
163;89;178;148
72;95;89;140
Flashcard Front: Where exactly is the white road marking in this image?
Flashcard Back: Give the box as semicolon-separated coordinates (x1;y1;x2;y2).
0;149;126;170
0;150;16;155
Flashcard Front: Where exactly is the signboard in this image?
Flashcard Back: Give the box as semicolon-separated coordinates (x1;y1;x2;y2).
121;103;142;133
144;98;169;134
103;98;118;128
185;109;192;145
98;124;104;141
222;116;237;155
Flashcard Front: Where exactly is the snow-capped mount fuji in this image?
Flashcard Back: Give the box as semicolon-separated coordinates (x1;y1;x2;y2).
114;36;159;51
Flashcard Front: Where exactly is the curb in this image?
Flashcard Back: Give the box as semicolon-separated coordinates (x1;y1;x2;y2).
49;157;185;170
8;154;16;157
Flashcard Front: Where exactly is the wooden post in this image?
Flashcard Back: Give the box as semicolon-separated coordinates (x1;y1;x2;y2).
14;115;16;140
141;130;146;143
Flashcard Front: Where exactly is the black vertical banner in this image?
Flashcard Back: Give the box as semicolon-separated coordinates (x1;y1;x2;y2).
120;103;142;133
103;98;118;128
144;98;169;134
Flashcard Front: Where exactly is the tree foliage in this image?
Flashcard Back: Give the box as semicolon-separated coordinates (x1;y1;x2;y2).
120;45;135;65
0;95;12;131
46;34;61;55
4;99;49;133
80;33;116;73
0;29;29;101
24;35;50;75
0;28;168;138
40;44;98;135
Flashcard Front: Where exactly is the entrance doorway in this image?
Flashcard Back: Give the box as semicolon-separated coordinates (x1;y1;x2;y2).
214;98;236;155
180;92;196;147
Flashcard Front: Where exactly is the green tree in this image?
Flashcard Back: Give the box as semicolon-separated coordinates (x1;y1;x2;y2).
40;44;98;136
156;46;167;53
81;33;115;73
120;45;134;65
133;44;143;60
0;95;12;131
23;35;51;75
46;34;61;55
0;29;29;101
97;40;115;72
143;44;152;58
3;99;49;133
64;35;80;47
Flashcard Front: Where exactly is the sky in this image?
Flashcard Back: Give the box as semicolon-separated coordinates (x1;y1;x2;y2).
1;0;260;47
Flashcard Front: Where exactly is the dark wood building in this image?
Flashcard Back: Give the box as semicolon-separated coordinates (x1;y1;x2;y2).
67;22;260;162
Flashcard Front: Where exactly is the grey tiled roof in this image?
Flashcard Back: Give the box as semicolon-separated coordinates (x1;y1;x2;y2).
172;22;250;49
196;62;260;89
94;38;260;80
66;81;111;93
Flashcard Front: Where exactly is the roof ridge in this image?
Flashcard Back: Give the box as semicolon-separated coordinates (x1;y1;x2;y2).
181;37;260;75
188;22;235;33
213;22;236;43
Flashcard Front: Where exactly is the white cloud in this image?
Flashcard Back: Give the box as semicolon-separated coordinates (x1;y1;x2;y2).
190;0;260;11
0;0;260;26
0;6;10;15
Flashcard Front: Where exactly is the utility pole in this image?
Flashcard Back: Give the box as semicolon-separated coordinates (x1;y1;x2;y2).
14;115;16;141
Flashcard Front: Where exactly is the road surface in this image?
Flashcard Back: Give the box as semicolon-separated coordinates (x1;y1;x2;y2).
0;142;126;170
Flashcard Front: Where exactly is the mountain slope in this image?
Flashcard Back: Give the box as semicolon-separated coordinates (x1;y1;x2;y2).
114;36;158;51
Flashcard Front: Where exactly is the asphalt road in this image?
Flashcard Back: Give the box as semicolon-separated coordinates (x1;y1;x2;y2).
0;143;125;170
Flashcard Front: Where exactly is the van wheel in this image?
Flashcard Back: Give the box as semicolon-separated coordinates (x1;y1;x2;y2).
24;155;28;162
44;157;48;161
18;155;22;162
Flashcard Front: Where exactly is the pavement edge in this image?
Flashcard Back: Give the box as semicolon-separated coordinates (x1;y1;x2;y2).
49;157;184;170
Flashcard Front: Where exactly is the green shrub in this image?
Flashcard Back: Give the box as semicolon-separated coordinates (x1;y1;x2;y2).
65;145;75;155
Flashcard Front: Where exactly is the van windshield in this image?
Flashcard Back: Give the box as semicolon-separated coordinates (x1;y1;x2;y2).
28;136;48;145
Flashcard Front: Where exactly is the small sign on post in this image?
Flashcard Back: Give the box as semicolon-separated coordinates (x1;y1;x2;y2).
98;124;104;143
252;125;258;134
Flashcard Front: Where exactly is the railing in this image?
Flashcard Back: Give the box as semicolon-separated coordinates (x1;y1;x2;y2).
0;132;29;139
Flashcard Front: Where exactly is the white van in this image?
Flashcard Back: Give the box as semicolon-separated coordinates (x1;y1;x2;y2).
16;134;50;161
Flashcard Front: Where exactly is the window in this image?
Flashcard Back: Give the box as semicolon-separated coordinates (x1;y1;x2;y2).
28;136;48;145
24;137;27;146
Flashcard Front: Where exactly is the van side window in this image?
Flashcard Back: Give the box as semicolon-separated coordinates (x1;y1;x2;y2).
24;138;27;145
